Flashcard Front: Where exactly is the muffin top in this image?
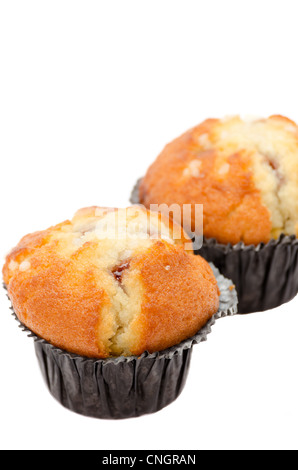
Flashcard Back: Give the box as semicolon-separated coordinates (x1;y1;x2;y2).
3;206;219;358
139;115;298;245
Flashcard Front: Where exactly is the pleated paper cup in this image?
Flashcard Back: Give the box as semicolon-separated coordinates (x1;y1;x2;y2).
6;265;237;420
197;236;298;313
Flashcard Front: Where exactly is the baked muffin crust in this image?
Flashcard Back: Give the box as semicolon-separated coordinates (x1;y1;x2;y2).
140;115;298;245
3;206;219;358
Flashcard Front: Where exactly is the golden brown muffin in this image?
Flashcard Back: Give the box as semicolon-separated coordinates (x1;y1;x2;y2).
139;115;298;245
3;206;219;358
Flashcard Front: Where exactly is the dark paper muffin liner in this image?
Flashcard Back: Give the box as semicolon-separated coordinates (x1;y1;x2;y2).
197;236;298;314
130;178;298;314
5;265;237;420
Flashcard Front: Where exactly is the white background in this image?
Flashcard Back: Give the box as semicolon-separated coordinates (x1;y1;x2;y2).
0;0;297;451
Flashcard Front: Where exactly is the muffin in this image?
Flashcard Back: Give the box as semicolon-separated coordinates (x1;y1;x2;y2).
3;206;237;419
139;115;298;245
3;205;219;358
135;115;298;313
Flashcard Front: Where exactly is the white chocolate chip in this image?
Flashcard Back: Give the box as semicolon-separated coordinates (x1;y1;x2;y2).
122;250;133;259
19;261;31;272
198;133;210;147
183;160;202;178
218;163;230;175
9;260;19;271
73;237;85;247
